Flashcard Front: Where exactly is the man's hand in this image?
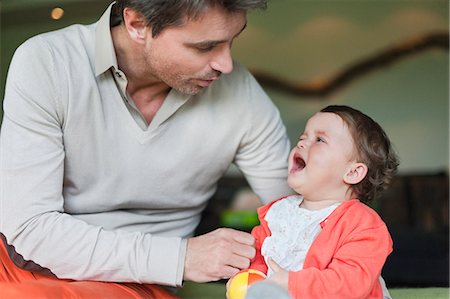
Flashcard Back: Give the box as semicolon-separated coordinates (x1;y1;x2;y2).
184;228;256;282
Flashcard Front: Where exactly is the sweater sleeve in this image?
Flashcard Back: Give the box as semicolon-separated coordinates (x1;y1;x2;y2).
0;36;184;286
232;65;292;204
288;209;392;299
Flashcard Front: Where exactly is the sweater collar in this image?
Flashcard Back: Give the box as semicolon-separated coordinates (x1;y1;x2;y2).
95;2;118;77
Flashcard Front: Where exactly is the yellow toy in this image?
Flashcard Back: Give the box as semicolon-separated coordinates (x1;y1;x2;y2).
228;269;266;299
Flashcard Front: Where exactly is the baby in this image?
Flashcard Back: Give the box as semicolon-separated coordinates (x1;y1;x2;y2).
230;105;399;299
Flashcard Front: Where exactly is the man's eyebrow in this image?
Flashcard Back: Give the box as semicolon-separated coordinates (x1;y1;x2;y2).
186;22;247;48
187;40;220;48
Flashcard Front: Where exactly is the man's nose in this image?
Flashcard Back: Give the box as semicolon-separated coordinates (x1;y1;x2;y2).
210;45;233;74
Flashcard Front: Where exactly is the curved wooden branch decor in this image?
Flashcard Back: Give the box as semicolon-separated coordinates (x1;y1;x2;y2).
251;31;449;97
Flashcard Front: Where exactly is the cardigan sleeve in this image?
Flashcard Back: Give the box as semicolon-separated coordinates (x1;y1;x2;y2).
288;206;392;299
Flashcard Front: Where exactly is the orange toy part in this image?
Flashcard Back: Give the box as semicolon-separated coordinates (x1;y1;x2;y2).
228;269;266;299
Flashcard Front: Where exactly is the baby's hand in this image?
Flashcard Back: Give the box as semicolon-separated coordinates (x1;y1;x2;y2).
267;258;289;289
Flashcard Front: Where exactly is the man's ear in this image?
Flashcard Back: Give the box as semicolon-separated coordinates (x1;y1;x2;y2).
343;162;368;185
123;7;148;43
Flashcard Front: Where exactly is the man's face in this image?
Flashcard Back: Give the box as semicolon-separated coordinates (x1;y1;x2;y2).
142;6;247;95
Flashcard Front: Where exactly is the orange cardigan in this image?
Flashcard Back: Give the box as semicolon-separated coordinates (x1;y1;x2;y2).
250;198;393;299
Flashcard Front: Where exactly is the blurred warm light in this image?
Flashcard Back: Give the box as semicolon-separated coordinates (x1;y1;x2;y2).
51;7;64;20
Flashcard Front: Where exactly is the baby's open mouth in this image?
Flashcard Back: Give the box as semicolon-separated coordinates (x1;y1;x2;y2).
292;153;306;172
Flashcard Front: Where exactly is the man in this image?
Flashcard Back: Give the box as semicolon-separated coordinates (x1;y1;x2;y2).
0;0;291;297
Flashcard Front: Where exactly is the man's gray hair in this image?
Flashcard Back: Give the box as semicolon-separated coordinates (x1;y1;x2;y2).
113;0;267;37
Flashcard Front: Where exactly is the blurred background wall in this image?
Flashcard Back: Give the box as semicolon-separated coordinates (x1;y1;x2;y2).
2;0;448;173
1;0;449;288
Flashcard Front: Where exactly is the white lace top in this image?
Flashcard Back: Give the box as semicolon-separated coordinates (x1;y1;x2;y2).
261;195;341;277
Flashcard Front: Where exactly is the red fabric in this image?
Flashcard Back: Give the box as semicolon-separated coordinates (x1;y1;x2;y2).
250;198;393;299
0;240;178;299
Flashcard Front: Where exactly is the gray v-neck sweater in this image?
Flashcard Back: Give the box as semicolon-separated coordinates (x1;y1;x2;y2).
0;4;291;287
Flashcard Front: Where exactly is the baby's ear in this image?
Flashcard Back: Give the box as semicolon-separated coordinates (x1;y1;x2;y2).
344;162;368;185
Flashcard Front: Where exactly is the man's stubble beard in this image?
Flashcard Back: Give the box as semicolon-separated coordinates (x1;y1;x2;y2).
143;48;204;95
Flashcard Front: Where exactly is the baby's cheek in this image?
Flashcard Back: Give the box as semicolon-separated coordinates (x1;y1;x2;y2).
287;151;296;168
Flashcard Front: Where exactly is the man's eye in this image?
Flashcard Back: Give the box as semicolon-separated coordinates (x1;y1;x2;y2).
197;46;215;52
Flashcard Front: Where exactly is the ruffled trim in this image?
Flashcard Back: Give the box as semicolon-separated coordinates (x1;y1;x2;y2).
261;195;340;276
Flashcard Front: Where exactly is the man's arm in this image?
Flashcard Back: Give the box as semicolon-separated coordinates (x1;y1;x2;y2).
182;68;289;282
233;70;293;204
0;36;184;286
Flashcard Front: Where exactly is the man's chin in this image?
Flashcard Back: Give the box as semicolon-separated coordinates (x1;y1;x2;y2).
175;85;204;95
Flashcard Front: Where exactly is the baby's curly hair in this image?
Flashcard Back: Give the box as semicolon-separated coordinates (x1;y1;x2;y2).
321;105;399;202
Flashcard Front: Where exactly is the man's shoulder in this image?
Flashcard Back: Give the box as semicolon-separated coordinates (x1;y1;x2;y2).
19;23;95;55
207;61;268;103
